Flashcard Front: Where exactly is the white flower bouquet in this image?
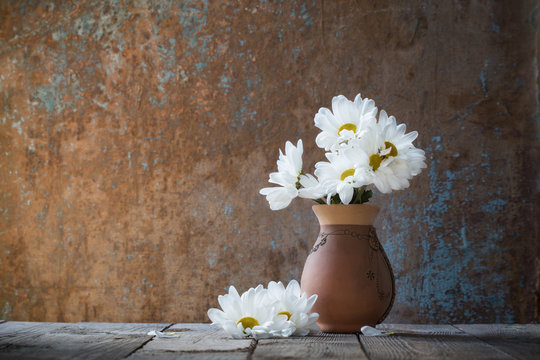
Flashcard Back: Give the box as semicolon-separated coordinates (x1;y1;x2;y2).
260;93;427;210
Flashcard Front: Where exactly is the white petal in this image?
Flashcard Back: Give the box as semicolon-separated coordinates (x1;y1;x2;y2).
218;295;239;319
315;131;337;150
223;322;247;338
260;186;297;210
331;95;348;120
337;183;354;204
267;281;285;299
305;294;318;312
286;280;301;296
400;130;418;144
314;108;339;132
207;308;227;324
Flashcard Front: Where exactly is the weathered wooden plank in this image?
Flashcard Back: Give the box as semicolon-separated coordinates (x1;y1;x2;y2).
66;322;170;335
0;322;68;349
454;324;540;360
129;323;253;357
128;350;250;360
1;322;537;359
377;324;464;335
253;330;367;359
0;334;151;360
0;321;168;337
359;324;514;360
0;322;169;360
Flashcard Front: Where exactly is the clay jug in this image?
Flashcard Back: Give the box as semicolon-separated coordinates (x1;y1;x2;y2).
300;204;395;332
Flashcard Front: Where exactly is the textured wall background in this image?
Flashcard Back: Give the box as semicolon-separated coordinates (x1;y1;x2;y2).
0;0;538;323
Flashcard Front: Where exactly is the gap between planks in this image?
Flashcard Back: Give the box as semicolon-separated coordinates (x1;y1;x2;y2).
247;338;257;360
124;323;174;358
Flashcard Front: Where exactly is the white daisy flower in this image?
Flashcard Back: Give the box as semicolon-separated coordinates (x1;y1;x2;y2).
314;149;370;204
260;139;304;210
207;285;295;339
314;94;377;151
362;110;427;193
267;280;319;337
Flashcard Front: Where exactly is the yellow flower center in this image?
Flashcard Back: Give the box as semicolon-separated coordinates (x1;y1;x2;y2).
370;141;398;171
369;154;383;171
384;141;398;157
338;123;357;135
277;311;292;320
236;316;259;329
340;168;355;181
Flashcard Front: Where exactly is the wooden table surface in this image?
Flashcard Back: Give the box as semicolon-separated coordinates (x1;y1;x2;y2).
0;320;538;359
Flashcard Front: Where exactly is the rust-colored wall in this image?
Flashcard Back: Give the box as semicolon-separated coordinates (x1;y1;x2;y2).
0;0;538;323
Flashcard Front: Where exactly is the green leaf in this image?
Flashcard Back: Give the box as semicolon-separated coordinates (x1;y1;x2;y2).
360;189;373;203
312;187;373;206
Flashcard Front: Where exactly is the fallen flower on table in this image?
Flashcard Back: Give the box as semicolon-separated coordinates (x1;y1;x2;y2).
207;284;293;339
147;330;184;338
207;280;319;339
267;280;319;336
360;325;394;336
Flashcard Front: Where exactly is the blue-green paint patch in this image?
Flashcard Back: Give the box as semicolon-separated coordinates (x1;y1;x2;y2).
207;251;217;267
489;13;501;34
175;0;211;76
479;71;488;94
218;75;232;93
36;84;63;114
159;70;177;83
142;278;153;288
385;134;516;323
149;96;169;108
299;3;313;27
480;198;507;214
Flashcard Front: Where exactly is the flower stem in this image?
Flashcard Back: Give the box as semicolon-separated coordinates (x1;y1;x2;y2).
352;186;373;204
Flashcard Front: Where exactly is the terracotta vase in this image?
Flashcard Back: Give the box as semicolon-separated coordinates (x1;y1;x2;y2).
300;204;395;332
